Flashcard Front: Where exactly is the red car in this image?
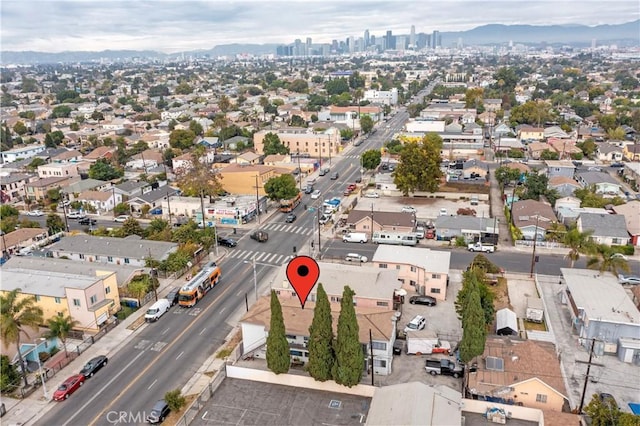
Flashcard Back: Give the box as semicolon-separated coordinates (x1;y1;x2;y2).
53;374;85;401
347;184;357;191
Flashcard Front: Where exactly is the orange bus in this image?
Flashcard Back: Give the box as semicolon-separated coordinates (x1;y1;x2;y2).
279;192;301;212
178;262;221;307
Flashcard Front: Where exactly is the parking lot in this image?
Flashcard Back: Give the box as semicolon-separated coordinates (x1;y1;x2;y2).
377;269;465;390
191;378;371;426
350;193;490;222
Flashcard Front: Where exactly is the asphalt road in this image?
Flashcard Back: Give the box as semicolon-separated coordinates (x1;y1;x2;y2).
19;212;127;232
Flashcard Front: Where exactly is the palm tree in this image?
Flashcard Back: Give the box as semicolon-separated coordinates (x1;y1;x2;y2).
563;228;595;267
44;315;78;357
586;245;631;277
0;289;44;387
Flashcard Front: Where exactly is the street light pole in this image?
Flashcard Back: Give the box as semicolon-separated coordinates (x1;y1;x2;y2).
33;338;48;400
529;215;540;278
255;175;261;225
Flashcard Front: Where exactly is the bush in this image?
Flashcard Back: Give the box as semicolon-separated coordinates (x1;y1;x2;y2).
164;389;186;412
455;236;467;247
38;351;50;363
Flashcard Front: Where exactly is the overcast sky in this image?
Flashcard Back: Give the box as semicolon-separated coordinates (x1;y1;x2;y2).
1;0;638;53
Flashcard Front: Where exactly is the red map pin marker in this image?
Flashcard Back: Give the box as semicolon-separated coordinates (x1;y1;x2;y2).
286;256;320;309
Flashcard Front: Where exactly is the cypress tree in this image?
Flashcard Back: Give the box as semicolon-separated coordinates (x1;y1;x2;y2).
459;283;487;364
332;286;364;387
266;290;290;374
307;283;335;381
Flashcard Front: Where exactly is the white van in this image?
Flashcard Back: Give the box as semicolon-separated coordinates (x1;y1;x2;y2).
342;232;368;243
145;299;171;322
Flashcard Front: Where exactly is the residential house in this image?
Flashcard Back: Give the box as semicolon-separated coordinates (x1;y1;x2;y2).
547;138;581;160
611;201;640;246
433;215;498;242
367;382;462;426
492;137;523;156
576;212;630;246
510;200;557;241
466;337;570;412
224;135;250;151
171;152;195;173
543;126;570;139
48;235;179;267
544;160;576;179
51;149;83;163
371;245;451;301
577;125;606;142
623;144;640;161
64;178;110;198
240;296;397;375
76;190;122;214
561;268;640;353
25;176;79;201
518;126;544;142
527;142;553;160
318;105;383;129
484;98;502;112
82;146;117;163
0;269;120;332
548;176;581;197
197;136;222;150
1;144;45;163
346;210;416;235
596;143;625;163
0;173;33;203
363;88;399;105
576;171;622;196
127;186;178;214
113;180;150;199
0;228;49;257
37;162;81;179
460;159;488;180
230;151;261;165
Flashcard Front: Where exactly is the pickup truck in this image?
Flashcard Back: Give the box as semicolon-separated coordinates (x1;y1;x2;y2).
424;358;464;378
468;242;495;253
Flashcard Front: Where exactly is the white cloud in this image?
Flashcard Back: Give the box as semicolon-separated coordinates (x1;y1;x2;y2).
1;0;638;52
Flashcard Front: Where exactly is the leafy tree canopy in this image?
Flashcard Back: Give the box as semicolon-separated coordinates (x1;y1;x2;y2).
169;129;196;150
361;149;382;170
360;115;374;134
264;174;299;201
325;78;350;96
263;132;289;155
88;159;124;180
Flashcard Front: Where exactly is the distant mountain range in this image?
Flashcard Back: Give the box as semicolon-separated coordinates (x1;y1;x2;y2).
2;20;638;65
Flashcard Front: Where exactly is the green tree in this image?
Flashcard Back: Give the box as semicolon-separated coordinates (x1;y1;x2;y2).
262;132;289;155
332;286;363;387
175;153;223;198
13;121;28;136
360;115;374;134
586;244;631;277
189;120;203;136
51;105;72;118
340;128;354;140
563;228;595;267
576;139;597;158
394;133;442;195
307;284;335;382
607;126;626;141
27;157;46;170
0;289;44;387
288;79;309;93
169;129;196;150
325;78;350;95
128;280;148;306
264;174;298;201
218;95;231;113
289;115;307;127
46;213;66;233
266;290;290;374
44;315;78;357
361;149;382;170
174;82;193;95
121;218;144;237
509;100;553;126
495;166;521;188
455;268;495;326
457;276;487;364
598;114;617;132
0;204;19;220
164;388;187;412
583;393;639;426
0;354;21;392
88;159;123;180
521;172;549;201
492;67;519;93
465;87;484;109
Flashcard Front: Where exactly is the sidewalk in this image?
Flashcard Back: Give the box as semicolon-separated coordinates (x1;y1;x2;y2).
1;251;227;426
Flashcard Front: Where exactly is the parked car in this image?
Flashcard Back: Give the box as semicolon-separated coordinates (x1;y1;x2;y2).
401;206;416;213
26;210;44;217
79;355;108;379
165;288;180;306
311;190;321;199
364;191;379;198
285;213;297;223
355;177;362;183
404;315;426;333
439;208;448;216
610;253;628;261
619;275;640;285
217;236;237;247
330;172;339;180
345;253;368;263
147;399;171;424
78;217;97;226
114;215;131;222
409;296;437;306
610;162;625;168
53;374;85;401
318;168;330;176
67;211;86;219
304;185;314;194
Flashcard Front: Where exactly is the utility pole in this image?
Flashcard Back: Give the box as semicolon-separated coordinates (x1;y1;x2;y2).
369;329;375;386
577;339;603;413
370;203;374;240
297;151;302;192
148;248;158;301
328;135;332;167
529;215;539;278
317;208;322;253
112;186;117;218
162;162;173;226
255;175;261;225
199;189;207;229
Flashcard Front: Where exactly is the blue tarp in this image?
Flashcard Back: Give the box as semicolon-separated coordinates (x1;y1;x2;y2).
629;403;640;415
